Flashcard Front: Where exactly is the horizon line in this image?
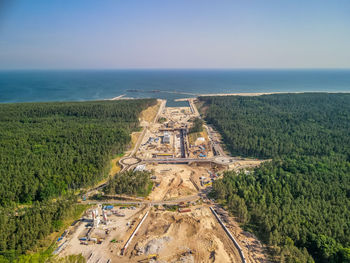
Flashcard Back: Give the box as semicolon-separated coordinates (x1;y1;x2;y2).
1;67;350;71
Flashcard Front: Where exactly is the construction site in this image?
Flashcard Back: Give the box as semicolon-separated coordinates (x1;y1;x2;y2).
58;99;268;263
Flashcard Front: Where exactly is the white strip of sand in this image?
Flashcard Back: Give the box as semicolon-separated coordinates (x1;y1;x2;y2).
110;94;126;100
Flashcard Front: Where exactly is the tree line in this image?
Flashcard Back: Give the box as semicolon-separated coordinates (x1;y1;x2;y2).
200;93;350;262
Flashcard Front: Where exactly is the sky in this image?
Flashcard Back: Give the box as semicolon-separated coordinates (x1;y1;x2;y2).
0;0;349;69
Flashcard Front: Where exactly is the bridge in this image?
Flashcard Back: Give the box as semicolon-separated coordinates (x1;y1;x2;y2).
120;156;235;170
141;156;235;165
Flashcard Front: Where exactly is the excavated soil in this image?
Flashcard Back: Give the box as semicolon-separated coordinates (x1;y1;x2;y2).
147;164;200;201
122;207;242;263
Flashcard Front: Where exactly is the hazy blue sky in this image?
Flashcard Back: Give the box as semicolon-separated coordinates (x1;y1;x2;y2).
0;0;349;69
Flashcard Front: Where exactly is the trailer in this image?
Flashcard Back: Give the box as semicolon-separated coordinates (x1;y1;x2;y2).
178;208;191;213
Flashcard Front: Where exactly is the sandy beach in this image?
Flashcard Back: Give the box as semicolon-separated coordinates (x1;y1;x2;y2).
174;91;350;101
110;94;126;100
199;91;350;97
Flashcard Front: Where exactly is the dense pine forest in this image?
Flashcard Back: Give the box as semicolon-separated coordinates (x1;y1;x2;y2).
104;170;153;197
0;99;156;261
199;93;350;263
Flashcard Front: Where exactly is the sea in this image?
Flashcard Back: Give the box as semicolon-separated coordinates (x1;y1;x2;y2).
0;69;350;107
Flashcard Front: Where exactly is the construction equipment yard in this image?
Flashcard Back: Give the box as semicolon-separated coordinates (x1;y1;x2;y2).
58;99;269;263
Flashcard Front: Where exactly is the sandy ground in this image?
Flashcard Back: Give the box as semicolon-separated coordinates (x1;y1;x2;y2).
60;205;147;262
163;107;193;123
214;207;270;263
131;131;142;151
110;94;126;100
146;163;220;201
60;101;271;263
147;164;200;201
129;100;162;156
228;160;267;172
122;207;242;263
140;100;162;124
199;92;279;97
176;92;318;101
61;204;269;263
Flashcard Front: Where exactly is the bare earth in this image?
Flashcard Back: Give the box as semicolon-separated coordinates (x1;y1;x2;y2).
147;164;203;201
60;206;147;262
59;99;270;263
123;207;242;263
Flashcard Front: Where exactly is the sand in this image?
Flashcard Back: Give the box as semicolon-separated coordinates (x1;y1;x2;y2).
59;98;271;263
110;94;126;100
60;205;147;263
123;207;242;263
147;164;199;201
139;100;162;124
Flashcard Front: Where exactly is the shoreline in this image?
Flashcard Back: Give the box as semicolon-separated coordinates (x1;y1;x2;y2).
199;91;350;96
174;91;350;101
1;91;349;104
110;94;126;100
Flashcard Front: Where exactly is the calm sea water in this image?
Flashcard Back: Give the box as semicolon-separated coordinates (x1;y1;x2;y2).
1;69;350;106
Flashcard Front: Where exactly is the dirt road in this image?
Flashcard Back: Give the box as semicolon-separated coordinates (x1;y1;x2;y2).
60;99;269;263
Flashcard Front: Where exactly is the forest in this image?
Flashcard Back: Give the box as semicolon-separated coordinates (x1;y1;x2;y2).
0;99;156;260
0;196;83;262
188;117;204;134
199;93;350;262
104;170;153;197
0;99;155;205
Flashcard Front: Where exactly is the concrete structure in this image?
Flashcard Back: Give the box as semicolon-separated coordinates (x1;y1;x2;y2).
102;210;108;225
134;164;146;172
210;207;246;263
93;216;100;227
163;132;170;144
121;211;149;255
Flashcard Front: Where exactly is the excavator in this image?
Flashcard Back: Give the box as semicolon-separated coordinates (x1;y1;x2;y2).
137;254;158;262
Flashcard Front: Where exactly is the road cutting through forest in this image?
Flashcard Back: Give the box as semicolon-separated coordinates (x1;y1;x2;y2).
60;99;268;263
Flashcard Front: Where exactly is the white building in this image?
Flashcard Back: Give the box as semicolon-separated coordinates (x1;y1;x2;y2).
163;132;170;144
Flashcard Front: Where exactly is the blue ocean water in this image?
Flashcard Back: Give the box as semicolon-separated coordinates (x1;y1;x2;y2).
0;69;350;106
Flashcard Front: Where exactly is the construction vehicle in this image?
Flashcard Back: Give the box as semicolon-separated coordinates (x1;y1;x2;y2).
148;254;158;260
137;254;158;262
182;249;195;256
